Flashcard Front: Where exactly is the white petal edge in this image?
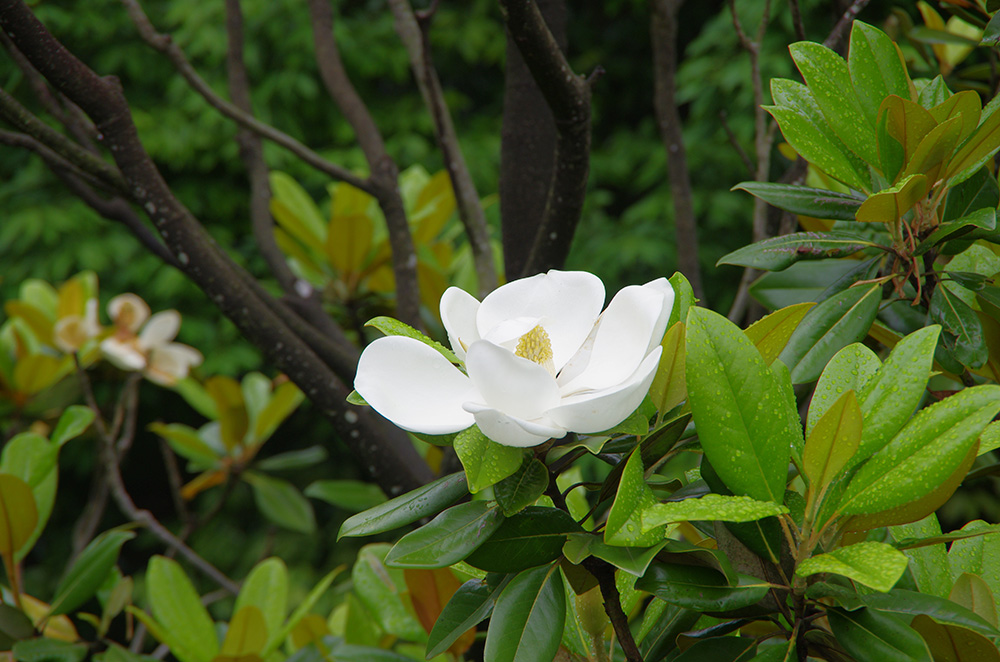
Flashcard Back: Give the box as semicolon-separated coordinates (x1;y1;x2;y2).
465;340;561;420
354;336;478;435
464;403;566;447
108;293;150;332
642;278;675;354
547;347;662;433
476;270;605;370
146;343;203;386
138;311;181;350
440;287;481;361
559;285;665;395
100;337;147;371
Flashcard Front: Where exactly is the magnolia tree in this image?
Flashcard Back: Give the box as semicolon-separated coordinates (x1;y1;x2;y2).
5;1;1000;662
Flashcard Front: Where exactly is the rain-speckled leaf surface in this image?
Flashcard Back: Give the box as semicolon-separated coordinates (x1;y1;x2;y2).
796;541;908;592
493;458;549;517
685;308;793;503
338;472;467;539
484;564;565;662
803;390;861;492
717;232;876;271
643;495;788;529
852;326;939;467
930;285;988;369
732;182;863;220
744;303;816;366
806;342;881;435
384;501;503;568
454;426;524;493
949;520;1000;599
848;22;911;126
891;515;951;598
636;563;770;612
766;105;868;191
779;284;882;384
605;449;667;546
840;385;1000;515
827;607;932;662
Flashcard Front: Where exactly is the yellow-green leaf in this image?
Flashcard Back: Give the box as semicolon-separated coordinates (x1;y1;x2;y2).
880;95;937;164
4;302;53;346
649;322;686;414
796;541;908;592
205;376;248;450
0;473;38;561
13;354;70;395
253;381;304;444
903;116;962;183
930;90;981;145
744;302;815;365
219;606;267;658
856;174;928;222
412;170;457;245
325;212;373;276
804;390;862;492
946;104;1000;184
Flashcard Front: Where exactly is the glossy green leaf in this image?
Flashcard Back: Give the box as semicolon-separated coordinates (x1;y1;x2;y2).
848;22;911;127
384;501;503;568
744;303;815;366
305;479;386;512
766;105;868;191
338;472;467;539
806;343;881;435
840;385;1000;515
234;557;288;645
11;639;89;662
605;449;667;546
809;583;1000;637
571;537;668;577
942;167;999;223
466;507;580;573
49;529;134;616
732;182;863;220
493;458;549;516
790;41;879;166
853;326;940;466
916;208;996;255
643;495;788;529
636;563;770;612
244;472;315;534
796;541;908;592
0;433;57;490
639;602;701;661
891;515;951;598
803;390;861;492
778;283;881;384
366;316;458;364
827;607;932;662
685;307;792;502
749;259;862;309
667;271;698;329
50;405;94;447
948;520;1000;599
454;426;524;493
947;104;1000;185
856;174;928;222
881;95;938;165
146;556;218;662
673;637;757;662
270;171;326;244
718;231;876;271
264;565;343;656
903;116;963;181
426;575;509;659
950;572;997;627
930;284;988;369
147;423;218;466
484;564;565;662
650;322;686;414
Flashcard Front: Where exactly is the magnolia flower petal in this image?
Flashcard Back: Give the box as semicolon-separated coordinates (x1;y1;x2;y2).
355;336;478;434
100;337;147;371
481;316;541;349
559;285;666;394
463;402;566;447
465;340;561;420
83;299;101;334
108;294;150;332
642;278;675;354
477;270;604;370
146;343;203;386
440;287;481;360
547;347;662;433
138;311;181;351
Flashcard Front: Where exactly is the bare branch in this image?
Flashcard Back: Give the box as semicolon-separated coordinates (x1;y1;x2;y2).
823;0;872;50
117;0;373;194
0;0;433;494
651;0;705;301
789;0;806;42
389;0;498;297
499;0;591;277
307;0;422;326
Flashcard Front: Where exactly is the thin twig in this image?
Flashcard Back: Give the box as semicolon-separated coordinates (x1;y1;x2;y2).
822;0;873;50
388;0;498;296
118;0;372;194
719;110;755;176
788;0;806;42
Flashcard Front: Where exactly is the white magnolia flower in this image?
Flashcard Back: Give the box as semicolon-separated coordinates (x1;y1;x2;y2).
54;299;102;353
355;270;674;447
100;294;203;386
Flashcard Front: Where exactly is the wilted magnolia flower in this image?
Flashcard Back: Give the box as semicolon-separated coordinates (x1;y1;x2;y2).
54;299;102;353
355;270;674;447
100;294;203;386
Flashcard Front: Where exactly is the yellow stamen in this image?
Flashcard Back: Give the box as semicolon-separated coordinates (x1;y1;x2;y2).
515;325;553;366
